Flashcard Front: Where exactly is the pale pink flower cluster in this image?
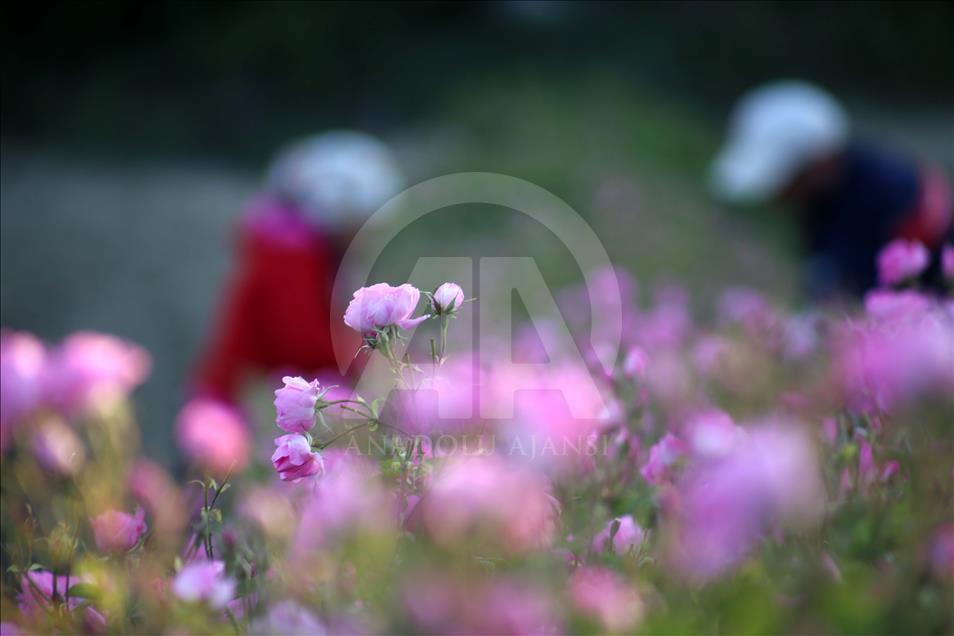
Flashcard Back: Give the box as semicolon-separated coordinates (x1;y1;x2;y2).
876;238;930;287
171;561;236;609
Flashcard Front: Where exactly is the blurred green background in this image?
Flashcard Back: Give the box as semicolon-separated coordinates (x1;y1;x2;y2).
2;1;952;463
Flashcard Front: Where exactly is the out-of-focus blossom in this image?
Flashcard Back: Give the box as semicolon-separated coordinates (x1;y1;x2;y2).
0;329;46;451
665;422;824;582
405;575;558;636
292;459;394;554
942;244;954;283
682;409;745;460
250;601;326;636
128;459;187;538
691;335;732;377
271;434;323;483
640;433;687;485
0;622;23;636
91;506;147;554
635;286;692;350
44;332;150;413
240;487;297;540
17;570;107;631
343;283;428;335
717;286;776;334
421;455;559;553
782;312;821;361
172;561;236;609
877;239;929;286
591;515;645;555
32;418;85;476
274;376;320;433
863;289;931;321
621;346;648;380
432;282;465;315
928;524;954;579
175;399;250;475
568;566;643;632
832;302;954;413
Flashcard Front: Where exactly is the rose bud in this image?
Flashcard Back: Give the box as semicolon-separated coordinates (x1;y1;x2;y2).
91;506;147;554
271;434;323;483
432;282;465;315
273;376;321;434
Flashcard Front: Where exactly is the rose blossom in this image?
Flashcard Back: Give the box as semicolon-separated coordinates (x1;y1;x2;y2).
877;239;929;286
18;570;107;631
172;561;236;609
640;432;687;485
271;434;323;482
91;506;147;553
32;418;85;476
569;566;643;632
175;399;250;475
431;282;465;315
0;329;46;450
273;376;320;433
343;283;428;335
421;455;559;553
44;331;150;413
591;515;645;555
251;601;326;635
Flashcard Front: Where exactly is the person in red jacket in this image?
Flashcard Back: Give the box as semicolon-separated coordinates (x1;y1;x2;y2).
194;131;404;403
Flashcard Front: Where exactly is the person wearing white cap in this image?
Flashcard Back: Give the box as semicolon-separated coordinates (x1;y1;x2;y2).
711;80;951;298
193;131;404;401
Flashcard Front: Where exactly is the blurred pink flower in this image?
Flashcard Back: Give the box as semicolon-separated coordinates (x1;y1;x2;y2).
877;239;929;286
682;409;744;460
17;570;106;631
621;346;648;380
32;418;85;476
251;601;326;635
863;289;931;321
640;433;687;485
343;283;428;335
665;422;824;583
172;561;236;609
175;399;250;476
591;515;645;556
128;459;186;538
405;574;558;636
421;456;559;553
432;282;465;315
271;434;323;483
274;376;320;433
0;329;46;450
568;566;643;632
91;506;147;554
44;331;150;413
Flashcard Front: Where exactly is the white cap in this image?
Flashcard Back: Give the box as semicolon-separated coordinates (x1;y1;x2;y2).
266;130;404;228
710;81;848;203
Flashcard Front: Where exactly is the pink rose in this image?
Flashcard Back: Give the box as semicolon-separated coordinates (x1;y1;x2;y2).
172;561;236;609
432;282;465;315
271;434;323;483
273;376;320;433
343;283;428;335
877;239;929;286
591;515;645;555
0;330;46;450
175;399;250;476
91;506;147;554
44;331;150;413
